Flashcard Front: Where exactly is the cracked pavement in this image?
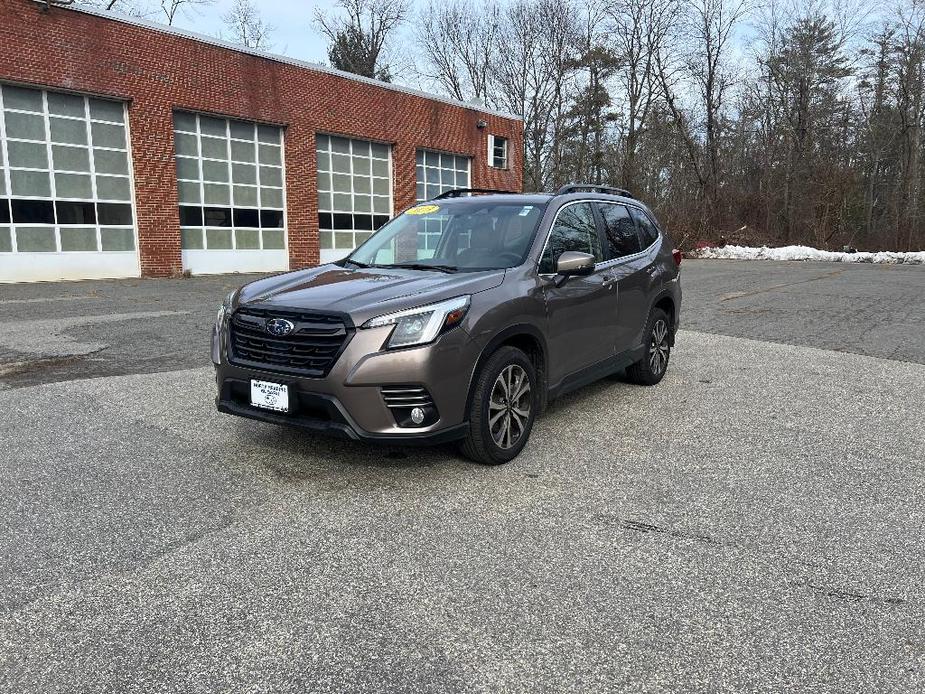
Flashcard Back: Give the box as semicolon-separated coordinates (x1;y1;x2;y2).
0;261;923;693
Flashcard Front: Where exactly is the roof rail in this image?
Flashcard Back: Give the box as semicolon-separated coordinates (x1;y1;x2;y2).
554;183;634;199
433;188;517;199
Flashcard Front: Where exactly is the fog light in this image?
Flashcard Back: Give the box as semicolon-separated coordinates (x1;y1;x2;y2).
410;407;425;425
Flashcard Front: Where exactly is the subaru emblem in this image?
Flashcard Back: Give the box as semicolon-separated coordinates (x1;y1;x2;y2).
265;318;295;337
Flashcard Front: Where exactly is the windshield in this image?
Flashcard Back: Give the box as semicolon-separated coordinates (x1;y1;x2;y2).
345;200;547;272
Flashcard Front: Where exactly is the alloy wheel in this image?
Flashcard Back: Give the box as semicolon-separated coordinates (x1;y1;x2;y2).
488;364;531;450
649;319;670;375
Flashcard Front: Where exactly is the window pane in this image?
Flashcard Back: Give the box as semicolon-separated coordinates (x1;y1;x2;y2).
11;170;51;197
15;226;57;252
174;132;198;157
232;163;256;184
181;228;204;249
60;226;98;251
89;99;124;123
90;122;125;148
332;173;351;193
371;159;388;177
53;145;90;172
173;111;197;132
331;153;350;173
179;205;203;227
4;85;44;111
0;202;9;223
233;208;259;227
372;196;390;214
233;185;258;207
316;171;331;192
259;144;281;165
630;208;659;247
200;136;228;160
260;166;282;187
97;203;133;225
202;160;229;182
235;228;260;249
262;229;285;249
204;183;230;205
415;150;425;165
597;204;640;259
229;120;254;140
206;227;232;249
257;125;280;144
199;116;226;137
352;157;370;176
372;177;389;196
260;209;283;228
56;173;93;199
261;187;283;208
175;157;200;180
178;181;201;203
332;192;351;211
47;92;85;118
353;177;370;194
540;203;601;273
56;201;96;224
334;231;354;249
96;175;131;200
331;137;350;154
6;111;46;141
93;149;129;175
319;231;333;249
100;227;135;251
231;140;255;162
204;207;231;227
8;140;48;169
0;227;11;252
353;195;371;213
370;143;389;159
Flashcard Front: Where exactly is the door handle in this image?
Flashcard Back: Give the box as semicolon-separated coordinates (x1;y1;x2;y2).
645;265;657;275
602;274;618;288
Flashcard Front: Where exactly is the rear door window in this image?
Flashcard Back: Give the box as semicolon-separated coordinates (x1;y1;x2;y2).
630;207;659;249
540;202;602;273
597;203;641;259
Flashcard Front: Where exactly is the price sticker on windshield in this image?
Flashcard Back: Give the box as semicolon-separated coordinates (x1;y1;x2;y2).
406;204;440;215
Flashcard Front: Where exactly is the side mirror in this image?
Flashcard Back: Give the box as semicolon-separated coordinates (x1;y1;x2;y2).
556;251;595;277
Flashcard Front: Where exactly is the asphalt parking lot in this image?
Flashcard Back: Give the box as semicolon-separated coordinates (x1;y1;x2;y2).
1;260;923;693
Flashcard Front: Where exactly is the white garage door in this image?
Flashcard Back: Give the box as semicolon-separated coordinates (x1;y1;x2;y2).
0;84;138;283
174;111;288;275
316;134;392;264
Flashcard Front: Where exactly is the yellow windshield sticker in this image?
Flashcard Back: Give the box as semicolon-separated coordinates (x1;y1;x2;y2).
406;204;440;215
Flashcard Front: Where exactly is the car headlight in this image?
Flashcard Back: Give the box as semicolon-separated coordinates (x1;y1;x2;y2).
217;290;236;325
362;296;470;349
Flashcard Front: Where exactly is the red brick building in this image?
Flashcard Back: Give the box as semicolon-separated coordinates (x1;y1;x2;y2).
0;0;523;282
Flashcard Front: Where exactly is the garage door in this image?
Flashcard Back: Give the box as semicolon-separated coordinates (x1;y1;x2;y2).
0;84;138;283
174;111;288;275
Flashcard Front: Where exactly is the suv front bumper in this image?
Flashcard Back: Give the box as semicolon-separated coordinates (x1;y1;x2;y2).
214;322;478;444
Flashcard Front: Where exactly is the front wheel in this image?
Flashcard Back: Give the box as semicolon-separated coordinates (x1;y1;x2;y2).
626;308;671;385
460;346;537;465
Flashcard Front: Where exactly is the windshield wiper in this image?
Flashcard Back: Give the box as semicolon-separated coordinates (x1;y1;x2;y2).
344;258;371;268
390;263;459;273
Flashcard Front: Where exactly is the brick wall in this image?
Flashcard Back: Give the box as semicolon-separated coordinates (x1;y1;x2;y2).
0;0;523;276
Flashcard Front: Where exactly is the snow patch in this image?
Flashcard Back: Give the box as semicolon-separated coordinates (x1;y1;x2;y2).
692;244;925;265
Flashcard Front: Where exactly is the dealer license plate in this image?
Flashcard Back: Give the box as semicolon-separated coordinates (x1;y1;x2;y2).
250;379;289;413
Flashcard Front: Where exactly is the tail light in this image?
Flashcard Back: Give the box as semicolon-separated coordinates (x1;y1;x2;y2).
672;248;682;267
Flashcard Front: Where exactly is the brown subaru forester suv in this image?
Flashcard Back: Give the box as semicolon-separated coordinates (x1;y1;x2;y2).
212;184;682;464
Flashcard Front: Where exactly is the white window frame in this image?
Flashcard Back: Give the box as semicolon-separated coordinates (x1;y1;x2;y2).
488;134;508;170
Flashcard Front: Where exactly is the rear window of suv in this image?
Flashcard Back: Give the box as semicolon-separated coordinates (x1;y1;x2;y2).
630;207;659;248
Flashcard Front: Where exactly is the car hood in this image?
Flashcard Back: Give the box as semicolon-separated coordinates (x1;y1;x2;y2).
236;264;506;324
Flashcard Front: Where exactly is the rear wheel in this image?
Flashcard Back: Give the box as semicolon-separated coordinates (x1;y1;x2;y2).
460;346;537;465
626;307;671;385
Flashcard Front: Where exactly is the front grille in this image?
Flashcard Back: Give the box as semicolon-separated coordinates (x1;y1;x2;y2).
381;385;434;409
229;306;349;377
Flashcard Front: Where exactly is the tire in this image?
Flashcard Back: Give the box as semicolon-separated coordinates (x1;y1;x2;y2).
626;307;671;386
460;346;537;465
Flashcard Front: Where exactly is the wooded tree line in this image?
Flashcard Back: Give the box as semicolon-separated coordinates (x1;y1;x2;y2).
81;0;925;250
319;0;925;251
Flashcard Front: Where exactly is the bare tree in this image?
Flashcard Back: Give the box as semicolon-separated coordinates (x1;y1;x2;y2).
159;0;214;26
222;0;274;50
415;0;500;102
315;0;410;81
